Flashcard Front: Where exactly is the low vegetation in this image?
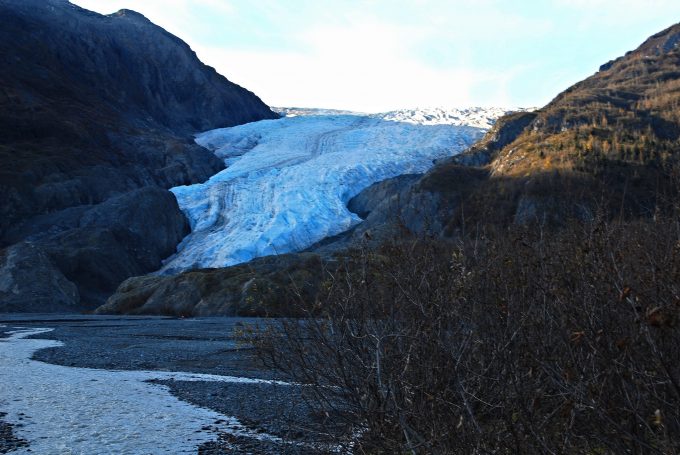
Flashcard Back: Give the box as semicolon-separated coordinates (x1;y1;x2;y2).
245;212;680;453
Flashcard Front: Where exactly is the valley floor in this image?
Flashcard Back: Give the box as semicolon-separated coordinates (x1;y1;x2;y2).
0;315;324;454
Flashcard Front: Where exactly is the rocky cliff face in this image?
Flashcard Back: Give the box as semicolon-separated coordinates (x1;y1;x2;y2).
0;0;277;311
1;188;189;309
0;0;277;237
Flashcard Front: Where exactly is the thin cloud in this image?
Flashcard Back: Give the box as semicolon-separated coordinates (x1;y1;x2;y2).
70;0;680;111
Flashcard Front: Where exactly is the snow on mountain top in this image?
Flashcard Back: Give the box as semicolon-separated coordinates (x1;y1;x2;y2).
274;106;531;129
274;107;365;117
378;107;531;129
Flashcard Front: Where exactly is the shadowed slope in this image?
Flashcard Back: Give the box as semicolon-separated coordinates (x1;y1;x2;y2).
0;0;277;311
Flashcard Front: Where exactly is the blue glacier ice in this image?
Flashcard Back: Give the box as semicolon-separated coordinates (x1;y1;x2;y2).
161;108;508;273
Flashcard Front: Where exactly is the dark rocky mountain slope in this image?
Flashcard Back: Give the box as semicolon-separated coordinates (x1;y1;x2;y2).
0;0;277;311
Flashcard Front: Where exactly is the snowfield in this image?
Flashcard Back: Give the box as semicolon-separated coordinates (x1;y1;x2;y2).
379;107;520;129
162;108;508;273
0;327;287;454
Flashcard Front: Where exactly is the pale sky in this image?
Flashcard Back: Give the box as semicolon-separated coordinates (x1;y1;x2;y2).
70;0;680;112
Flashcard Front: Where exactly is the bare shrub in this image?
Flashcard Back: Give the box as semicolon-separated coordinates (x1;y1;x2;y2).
247;216;680;454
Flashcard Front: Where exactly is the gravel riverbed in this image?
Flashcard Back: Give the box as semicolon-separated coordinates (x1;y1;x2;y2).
0;315;332;454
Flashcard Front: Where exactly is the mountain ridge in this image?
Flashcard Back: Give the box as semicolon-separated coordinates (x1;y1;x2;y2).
403;20;680;228
0;0;277;311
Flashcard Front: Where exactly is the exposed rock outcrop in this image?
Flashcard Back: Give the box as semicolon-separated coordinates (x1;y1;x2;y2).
96;253;324;317
450;111;537;167
347;174;421;220
0;187;189;311
345;175;445;244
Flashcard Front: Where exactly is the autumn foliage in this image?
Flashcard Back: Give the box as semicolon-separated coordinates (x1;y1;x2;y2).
249;215;680;453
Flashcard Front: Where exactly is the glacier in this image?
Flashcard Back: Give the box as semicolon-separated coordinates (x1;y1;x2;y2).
161;108;508;273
